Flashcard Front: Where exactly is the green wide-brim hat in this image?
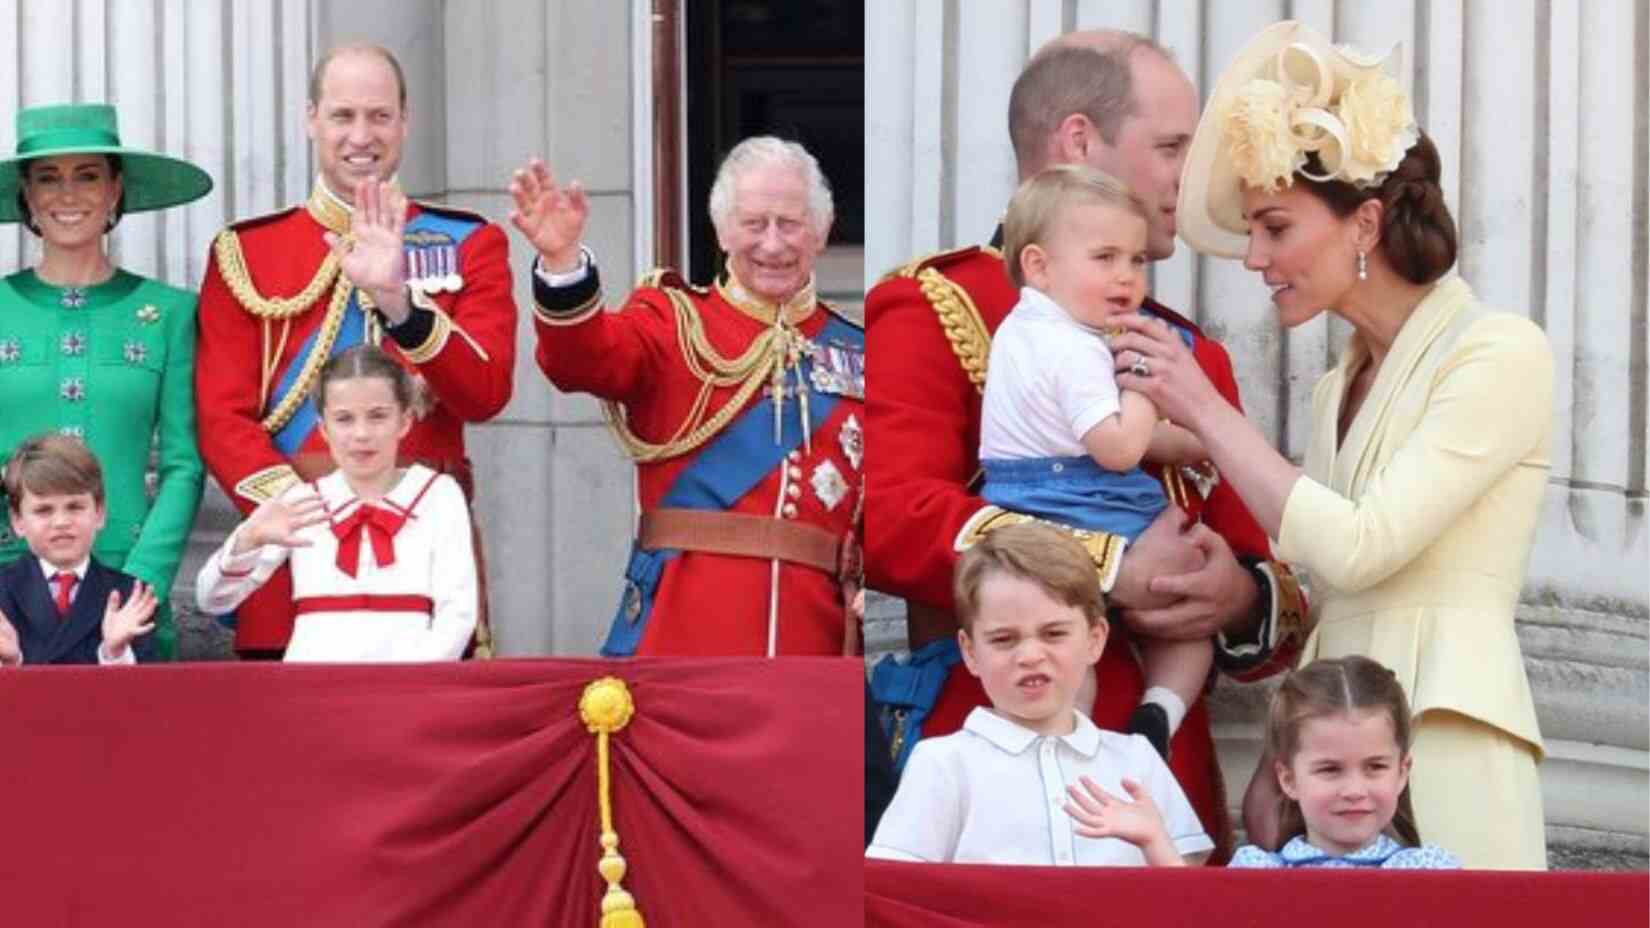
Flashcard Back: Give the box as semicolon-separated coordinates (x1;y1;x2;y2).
0;103;213;223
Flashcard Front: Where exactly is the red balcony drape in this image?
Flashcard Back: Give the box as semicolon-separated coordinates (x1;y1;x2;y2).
1;657;862;927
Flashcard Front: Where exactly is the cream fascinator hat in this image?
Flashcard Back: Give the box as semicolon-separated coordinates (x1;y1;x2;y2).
1177;21;1419;258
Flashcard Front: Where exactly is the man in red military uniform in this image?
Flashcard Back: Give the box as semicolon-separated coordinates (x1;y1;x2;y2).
508;138;863;657
864;31;1309;858
195;44;516;657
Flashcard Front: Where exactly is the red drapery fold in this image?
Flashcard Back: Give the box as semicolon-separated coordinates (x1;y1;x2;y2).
865;859;1650;927
1;657;863;927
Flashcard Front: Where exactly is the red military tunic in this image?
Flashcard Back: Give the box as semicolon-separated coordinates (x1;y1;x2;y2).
195;182;517;652
864;243;1308;858
533;263;864;656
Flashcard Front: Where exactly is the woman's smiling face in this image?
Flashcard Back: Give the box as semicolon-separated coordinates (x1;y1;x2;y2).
23;154;122;249
1240;182;1363;328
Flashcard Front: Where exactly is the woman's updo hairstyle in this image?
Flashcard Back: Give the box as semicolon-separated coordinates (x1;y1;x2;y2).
1298;130;1456;286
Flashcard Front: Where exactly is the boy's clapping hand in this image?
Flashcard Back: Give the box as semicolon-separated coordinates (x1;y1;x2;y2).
100;582;158;661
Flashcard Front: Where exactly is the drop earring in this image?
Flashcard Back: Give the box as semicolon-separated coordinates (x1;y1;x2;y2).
1356;250;1367;281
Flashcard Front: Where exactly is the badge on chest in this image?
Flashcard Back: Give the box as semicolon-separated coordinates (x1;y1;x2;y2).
404;229;463;294
806;337;865;400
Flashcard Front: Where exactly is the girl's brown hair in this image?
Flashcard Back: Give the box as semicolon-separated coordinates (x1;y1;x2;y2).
1296;130;1457;286
314;344;423;416
1265;655;1422;849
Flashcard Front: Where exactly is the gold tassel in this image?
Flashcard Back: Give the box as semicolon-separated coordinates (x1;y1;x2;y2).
580;677;645;927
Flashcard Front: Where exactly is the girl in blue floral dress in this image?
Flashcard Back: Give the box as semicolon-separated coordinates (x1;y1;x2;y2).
1229;656;1460;869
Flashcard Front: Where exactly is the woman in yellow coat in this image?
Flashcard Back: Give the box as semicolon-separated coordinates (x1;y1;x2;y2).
1109;22;1551;869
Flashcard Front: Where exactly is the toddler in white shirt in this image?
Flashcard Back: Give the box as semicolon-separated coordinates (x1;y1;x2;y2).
866;523;1212;866
982;165;1213;757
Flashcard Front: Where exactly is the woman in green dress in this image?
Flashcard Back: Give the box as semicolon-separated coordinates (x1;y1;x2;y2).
0;103;212;658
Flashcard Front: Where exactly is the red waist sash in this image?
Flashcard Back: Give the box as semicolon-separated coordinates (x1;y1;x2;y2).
293;595;434;615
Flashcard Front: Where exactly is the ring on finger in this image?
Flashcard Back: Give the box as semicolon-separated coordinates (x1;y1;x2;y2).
1129;357;1151;377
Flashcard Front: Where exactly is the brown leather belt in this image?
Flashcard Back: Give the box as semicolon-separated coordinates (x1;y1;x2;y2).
639;508;843;574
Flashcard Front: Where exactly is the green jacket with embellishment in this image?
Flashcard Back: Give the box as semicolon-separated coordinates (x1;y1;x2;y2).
0;269;204;659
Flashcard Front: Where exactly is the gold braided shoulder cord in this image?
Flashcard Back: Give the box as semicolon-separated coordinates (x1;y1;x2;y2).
259;275;353;433
913;267;992;393
214;229;342;320
604;287;787;463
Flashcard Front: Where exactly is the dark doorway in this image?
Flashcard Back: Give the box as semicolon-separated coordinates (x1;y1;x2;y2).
685;0;864;286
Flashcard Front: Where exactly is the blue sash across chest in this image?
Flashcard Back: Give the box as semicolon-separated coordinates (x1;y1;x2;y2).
264;210;483;456
600;313;863;656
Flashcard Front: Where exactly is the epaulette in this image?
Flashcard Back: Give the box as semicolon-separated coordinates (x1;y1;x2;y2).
1141;297;1206;338
411;200;489;226
227;205;299;234
878;244;988;285
887;247;996;392
634;267;709;295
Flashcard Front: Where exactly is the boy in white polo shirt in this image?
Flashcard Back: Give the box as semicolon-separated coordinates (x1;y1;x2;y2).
866;523;1212;866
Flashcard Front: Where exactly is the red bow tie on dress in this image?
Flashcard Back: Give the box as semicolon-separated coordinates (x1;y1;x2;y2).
331;504;406;578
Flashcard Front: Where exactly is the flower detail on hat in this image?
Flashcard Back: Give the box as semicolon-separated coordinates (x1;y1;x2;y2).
1221;41;1418;194
1224;80;1305;194
1337;73;1419;186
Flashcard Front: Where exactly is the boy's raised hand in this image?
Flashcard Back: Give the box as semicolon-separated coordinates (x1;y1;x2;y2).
1064;776;1185;866
0;608;19;666
237;490;330;553
101;582;157;661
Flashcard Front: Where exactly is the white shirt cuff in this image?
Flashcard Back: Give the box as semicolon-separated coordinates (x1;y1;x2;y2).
534;246;595;287
98;641;138;665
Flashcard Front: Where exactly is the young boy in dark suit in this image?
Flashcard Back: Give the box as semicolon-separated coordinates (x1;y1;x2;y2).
0;434;157;666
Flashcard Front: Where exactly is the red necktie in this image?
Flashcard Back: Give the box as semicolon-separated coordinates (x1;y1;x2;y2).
331;505;406;578
52;571;75;618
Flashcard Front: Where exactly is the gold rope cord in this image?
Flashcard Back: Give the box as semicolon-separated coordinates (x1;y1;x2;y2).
580;677;644;928
258;275;353;434
913;267;991;392
213;229;342;320
603;287;800;463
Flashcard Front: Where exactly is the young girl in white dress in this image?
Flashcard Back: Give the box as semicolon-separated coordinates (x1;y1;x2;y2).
196;345;477;662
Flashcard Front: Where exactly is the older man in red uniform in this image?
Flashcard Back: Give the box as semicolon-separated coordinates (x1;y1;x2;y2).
510;137;864;657
864;32;1309;858
195;44;517;657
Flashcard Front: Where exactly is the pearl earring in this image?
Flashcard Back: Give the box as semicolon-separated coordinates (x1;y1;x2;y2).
1356;250;1367;281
